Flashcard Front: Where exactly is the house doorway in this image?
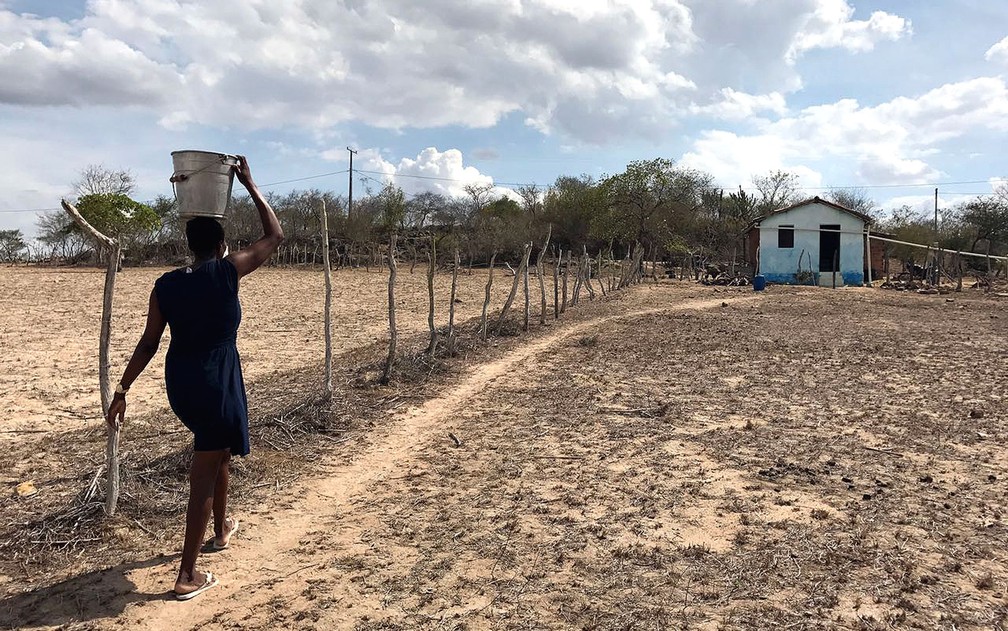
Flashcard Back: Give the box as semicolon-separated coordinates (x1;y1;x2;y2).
819;224;840;272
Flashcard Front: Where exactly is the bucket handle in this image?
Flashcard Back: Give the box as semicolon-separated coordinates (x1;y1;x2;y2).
169;172;188;203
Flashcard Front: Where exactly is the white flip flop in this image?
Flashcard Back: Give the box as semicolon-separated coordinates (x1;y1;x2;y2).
213;517;240;550
175;571;218;601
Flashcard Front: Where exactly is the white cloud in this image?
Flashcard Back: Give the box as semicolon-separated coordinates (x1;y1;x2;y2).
680;129;823;191
682;77;1008;188
985;35;1008;65
880;193;975;216
690;88;788;121
353;147;512;200
787;0;911;60
0;0;912;142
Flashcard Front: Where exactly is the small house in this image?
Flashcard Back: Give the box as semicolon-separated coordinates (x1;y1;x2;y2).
744;197;875;287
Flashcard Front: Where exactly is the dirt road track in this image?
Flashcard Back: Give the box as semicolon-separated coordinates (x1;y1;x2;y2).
84;296;740;630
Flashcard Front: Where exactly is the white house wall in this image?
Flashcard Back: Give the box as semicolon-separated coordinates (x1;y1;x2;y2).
758;202;865;285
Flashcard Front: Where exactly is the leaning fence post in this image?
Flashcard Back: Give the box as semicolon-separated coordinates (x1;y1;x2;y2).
537;225;551;324
61;199;121;516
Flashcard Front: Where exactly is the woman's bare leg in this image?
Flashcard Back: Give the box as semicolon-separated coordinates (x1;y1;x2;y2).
212;450;231;539
176;449;228;592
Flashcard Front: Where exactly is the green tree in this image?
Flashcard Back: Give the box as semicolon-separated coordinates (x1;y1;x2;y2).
600;158;713;255
958;196;1008;253
880;205;934;265
76;193;159;239
541;174;605;252
378;182;406;231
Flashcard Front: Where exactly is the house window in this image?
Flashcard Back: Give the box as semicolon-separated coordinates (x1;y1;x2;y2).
778;225;794;248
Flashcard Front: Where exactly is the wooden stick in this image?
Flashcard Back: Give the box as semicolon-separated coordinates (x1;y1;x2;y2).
448;246;459;353
321;201;333;397
381;234;398;384
561;249;570;313
496;242;531;332
101;242;121;516
537;225;551;325
60;199;114;249
522;242;530;332
61;199;120;516
480;251;497;340
426;235;437;356
862;445;903;453
552;247;560;320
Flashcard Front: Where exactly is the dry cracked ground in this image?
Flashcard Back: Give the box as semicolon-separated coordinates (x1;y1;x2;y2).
3;281;1007;630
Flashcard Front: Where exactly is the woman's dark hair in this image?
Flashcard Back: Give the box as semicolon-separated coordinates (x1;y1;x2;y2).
185;217;225;258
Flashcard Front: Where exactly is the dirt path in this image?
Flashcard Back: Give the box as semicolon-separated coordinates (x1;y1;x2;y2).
87;295;743;630
10;285;1006;628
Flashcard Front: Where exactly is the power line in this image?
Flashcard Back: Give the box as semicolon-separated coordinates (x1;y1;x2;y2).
258;169;349;188
0;207;61;214
797;178;1008;191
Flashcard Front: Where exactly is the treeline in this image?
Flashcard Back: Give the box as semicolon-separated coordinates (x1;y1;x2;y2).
8;159;1008;270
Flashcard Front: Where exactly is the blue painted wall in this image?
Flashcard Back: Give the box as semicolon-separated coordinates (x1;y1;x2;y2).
757;202;865;286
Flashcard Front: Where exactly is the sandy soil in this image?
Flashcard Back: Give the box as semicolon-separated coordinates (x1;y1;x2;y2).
0;264;512;436
2;273;1007;629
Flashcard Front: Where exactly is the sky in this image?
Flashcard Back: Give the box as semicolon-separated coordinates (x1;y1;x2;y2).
2;0;1008;236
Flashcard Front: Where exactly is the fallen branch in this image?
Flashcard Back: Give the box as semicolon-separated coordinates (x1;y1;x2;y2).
862;445;904;457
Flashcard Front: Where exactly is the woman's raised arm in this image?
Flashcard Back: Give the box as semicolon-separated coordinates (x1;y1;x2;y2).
226;155;284;278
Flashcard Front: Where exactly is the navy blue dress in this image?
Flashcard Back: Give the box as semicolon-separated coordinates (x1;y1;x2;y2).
154;258;249;456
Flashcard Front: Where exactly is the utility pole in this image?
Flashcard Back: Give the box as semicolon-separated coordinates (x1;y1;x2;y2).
347;146;357;219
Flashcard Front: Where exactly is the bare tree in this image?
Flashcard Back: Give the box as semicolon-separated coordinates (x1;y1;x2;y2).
752;170;801;212
74;164;136;198
826;187;879;218
518;184;542;217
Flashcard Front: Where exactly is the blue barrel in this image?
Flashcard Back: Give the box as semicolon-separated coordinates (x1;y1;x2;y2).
753;275;766;291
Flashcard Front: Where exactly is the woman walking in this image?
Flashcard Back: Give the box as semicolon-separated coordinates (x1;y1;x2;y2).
106;156;283;600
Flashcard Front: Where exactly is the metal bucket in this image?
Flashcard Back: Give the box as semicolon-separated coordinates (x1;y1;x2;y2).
170;150;239;219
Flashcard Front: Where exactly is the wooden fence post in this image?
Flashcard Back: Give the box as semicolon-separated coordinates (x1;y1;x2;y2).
426;235;437;356
448;247;459;354
552;247;560;320
497;242;532;332
523;243;531;332
480;251;497;340
537;225;551;325
320;201;333;397
561;250;570;313
381;234;398;384
61;199;121;516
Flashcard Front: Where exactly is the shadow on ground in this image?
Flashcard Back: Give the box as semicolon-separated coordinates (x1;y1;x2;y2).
1;554;179;628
